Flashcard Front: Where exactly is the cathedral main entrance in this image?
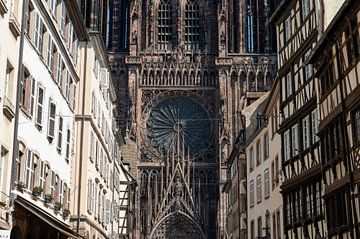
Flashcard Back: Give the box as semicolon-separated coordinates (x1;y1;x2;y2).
150;212;206;239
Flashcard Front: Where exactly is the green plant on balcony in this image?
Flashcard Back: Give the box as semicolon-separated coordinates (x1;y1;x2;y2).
32;186;44;197
54;202;62;211
44;194;53;203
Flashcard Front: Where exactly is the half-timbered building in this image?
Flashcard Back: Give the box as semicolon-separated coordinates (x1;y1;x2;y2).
309;0;360;238
270;0;327;238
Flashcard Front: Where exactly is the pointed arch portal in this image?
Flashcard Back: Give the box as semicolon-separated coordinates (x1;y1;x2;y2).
150;212;206;239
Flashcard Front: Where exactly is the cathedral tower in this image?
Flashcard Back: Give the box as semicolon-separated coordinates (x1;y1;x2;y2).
107;0;277;238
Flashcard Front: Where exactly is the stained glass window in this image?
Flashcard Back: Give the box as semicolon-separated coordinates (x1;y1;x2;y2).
147;97;211;156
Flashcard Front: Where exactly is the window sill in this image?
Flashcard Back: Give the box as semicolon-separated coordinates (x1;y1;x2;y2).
35;123;43;131
0;0;7;15
47;135;54;142
20;106;32;119
3;96;15;120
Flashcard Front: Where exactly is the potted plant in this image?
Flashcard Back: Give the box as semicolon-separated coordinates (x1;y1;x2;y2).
54;202;62;211
44;194;53;203
16;181;25;191
32;186;43;197
62;209;70;218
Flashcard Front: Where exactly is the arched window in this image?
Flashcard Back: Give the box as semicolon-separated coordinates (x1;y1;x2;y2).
240;72;246;95
265;72;273;90
185;0;200;51
248;72;256;92
158;0;173;50
256;71;264;91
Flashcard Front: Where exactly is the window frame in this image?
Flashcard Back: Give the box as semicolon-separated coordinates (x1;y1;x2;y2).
301;0;310;20
184;0;200;51
47;100;56;139
285;16;292;42
302;116;310;150
57;115;63;152
25;150;35;191
291;124;299;156
284;130;290;161
352;106;360;145
264;169;270;198
36;85;45;128
256;174;262;203
250;180;254;207
65;128;71;161
263;133;269;160
34;13;42;51
311;109;319;143
249;146;254;171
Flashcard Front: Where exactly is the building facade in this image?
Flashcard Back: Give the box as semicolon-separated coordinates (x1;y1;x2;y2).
106;0;277;238
222;112;246;239
244;77;283;239
9;0;87;238
263;72;283;239
270;0;327;238
0;0;22;232
70;31;129;239
246;121;271;239
310;0;360;237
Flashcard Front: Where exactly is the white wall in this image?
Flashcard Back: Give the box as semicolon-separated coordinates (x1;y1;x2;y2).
18;39;74;185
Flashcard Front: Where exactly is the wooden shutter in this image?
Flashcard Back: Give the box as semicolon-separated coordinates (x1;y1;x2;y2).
24;75;31;113
87;179;92;213
61;69;67;96
63;184;68;208
54;175;59;201
42;32;49;62
52;49;58;77
29;11;36;43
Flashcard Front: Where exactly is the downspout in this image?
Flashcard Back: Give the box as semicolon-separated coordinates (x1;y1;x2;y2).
10;0;28;200
76;40;88;234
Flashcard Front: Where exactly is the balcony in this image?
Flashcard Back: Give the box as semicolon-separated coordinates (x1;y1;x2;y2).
0;0;8;15
3;96;15;120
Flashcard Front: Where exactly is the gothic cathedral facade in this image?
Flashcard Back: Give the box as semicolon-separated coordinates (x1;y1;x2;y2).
108;0;278;238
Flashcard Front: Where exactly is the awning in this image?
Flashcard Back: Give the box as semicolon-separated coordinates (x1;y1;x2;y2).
14;196;84;239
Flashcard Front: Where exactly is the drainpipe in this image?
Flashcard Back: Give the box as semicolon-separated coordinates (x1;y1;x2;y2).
10;0;28;201
76;40;88;234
